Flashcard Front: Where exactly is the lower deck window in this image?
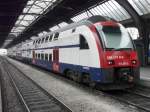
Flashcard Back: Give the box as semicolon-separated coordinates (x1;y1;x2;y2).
41;53;44;60
35;53;37;59
45;54;48;61
49;54;52;61
38;53;40;59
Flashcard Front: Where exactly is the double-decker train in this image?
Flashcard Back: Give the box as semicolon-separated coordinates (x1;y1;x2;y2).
148;49;150;63
8;16;140;90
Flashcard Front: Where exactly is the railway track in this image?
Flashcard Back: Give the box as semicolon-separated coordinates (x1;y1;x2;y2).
7;57;150;112
30;64;150;112
0;60;26;112
105;87;150;112
0;58;72;112
29;61;150;112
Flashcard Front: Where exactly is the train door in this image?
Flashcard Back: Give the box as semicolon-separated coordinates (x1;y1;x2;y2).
32;50;36;64
52;48;59;72
79;35;90;67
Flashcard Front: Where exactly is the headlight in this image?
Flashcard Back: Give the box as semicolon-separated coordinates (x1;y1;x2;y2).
131;60;137;64
107;60;115;65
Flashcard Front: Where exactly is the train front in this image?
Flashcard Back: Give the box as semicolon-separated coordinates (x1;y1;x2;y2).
94;21;140;88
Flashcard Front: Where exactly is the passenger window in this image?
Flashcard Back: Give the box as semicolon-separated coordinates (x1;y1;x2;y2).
41;53;44;60
36;40;38;44
45;36;49;43
38;39;41;44
41;38;45;43
72;28;76;33
54;32;59;40
80;35;89;49
38;54;41;59
49;54;52;61
45;54;48;61
35;53;37;59
49;34;53;42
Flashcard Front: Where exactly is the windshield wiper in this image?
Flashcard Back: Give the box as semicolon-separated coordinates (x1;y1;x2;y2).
114;48;132;51
104;48;115;51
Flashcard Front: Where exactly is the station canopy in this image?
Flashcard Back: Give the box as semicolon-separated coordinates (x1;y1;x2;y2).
10;0;59;37
4;0;150;47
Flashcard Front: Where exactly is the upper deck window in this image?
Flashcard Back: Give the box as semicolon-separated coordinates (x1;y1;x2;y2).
45;36;49;42
72;29;76;33
38;39;41;44
49;34;53;42
41;38;45;43
36;40;38;44
53;32;59;40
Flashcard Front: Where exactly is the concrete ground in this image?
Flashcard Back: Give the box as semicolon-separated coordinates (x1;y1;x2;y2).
6;57;142;112
140;66;150;80
0;59;2;112
0;84;2;112
139;66;150;87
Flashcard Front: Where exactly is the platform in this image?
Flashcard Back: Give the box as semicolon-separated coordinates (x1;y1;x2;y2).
0;84;2;112
139;66;150;87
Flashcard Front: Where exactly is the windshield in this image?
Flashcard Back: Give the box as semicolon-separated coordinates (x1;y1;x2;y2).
96;24;134;50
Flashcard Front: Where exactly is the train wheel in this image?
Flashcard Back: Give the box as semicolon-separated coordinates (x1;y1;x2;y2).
88;75;96;88
82;73;89;83
89;81;96;88
65;70;83;83
66;70;73;79
74;72;82;83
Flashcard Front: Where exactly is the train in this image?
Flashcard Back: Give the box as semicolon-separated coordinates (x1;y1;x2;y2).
148;49;150;63
0;49;7;56
8;16;140;90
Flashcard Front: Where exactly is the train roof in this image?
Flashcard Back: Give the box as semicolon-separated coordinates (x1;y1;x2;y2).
52;15;115;33
34;15;116;40
11;16;117;46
